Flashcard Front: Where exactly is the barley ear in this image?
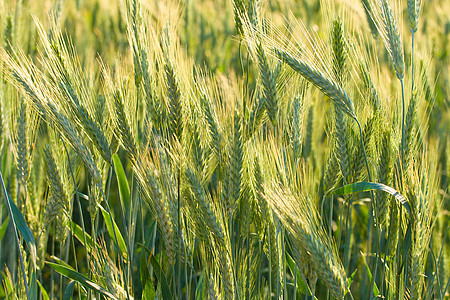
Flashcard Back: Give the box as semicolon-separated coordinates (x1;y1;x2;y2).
256;42;278;126
403;90;418;172
43;145;70;246
274;48;356;119
407;0;421;33
164;60;183;142
111;90;138;160
303;105;314;159
331;19;347;85
380;0;405;80
289;95;303;160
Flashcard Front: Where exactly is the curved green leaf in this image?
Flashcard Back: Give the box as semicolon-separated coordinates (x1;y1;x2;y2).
68;221;93;252
330;181;411;217
47;262;118;300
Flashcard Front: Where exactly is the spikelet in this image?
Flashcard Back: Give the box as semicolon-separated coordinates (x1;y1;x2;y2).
265;185;348;298
43;145;70;245
137;161;177;266
217;247;234;299
331;19;347;85
303;105;314;159
133;140;180;267
201;93;222;180
289;235;317;294
322;149;341;196
164;59;183;142
353;115;375;181
48;101;102;187
360;0;378;36
140;48;161;128
289;95;303;160
15;101;29;185
185;167;225;243
408;152;437;300
371;0;405;80
330;18;352;183
229;111;243;211
233;0;246;36
35;20;113;164
403;90;418;172
111;90;138;160
407;0;421;33
245;95;266;140
208;274;219;300
63;84;112;164
256;42;278;126
274;48;356;120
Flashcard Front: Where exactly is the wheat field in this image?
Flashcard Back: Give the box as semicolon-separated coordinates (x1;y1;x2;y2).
0;0;448;299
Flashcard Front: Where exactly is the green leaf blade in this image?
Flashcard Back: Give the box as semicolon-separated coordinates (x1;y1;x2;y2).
47;262;118;300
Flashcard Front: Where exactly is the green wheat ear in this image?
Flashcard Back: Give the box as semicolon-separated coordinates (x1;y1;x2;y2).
256;42;278;126
407;0;421;33
380;0;405;80
274;48;356;120
164;59;183;142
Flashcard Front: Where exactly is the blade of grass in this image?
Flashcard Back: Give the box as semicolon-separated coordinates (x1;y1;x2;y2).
140;245;174;300
37;280;50;300
330;181;411;217
112;153;130;208
63;281;76;300
68;221;94;253
99;204;128;261
0;216;9;241
47;262;118;300
0;169;33;299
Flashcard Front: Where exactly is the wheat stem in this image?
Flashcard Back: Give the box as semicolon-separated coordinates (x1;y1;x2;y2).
400;79;406;170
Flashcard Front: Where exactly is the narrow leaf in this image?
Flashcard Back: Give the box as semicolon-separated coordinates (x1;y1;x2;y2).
7;184;36;249
140;247;173;300
361;251;379;296
68;221;93;252
63;281;76;300
113;154;130;207
195;270;205;300
29;270;37;300
0;216;9;241
285;251;309;295
47;262;118;300
37;280;49;300
99;205;128;260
